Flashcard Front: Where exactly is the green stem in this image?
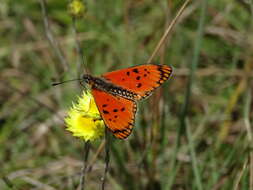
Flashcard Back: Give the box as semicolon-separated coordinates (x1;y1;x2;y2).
186;119;203;190
79;141;90;190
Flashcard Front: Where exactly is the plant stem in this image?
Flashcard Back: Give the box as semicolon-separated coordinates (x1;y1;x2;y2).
78;141;90;190
147;0;191;64
101;128;111;190
186;119;203;190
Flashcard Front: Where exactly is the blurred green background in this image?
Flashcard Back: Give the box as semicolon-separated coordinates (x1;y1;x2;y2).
1;0;253;189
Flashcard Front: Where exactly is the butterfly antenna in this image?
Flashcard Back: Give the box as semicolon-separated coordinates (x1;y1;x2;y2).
52;78;81;86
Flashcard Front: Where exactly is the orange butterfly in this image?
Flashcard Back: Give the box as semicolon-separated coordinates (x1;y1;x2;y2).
81;64;172;139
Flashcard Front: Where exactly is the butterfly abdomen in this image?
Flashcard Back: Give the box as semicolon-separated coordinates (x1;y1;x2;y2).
106;86;140;100
84;75;140;100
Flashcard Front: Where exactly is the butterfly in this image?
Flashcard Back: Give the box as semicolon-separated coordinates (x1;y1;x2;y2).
82;64;172;139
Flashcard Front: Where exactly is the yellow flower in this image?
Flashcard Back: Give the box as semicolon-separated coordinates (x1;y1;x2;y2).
65;91;105;141
68;0;86;18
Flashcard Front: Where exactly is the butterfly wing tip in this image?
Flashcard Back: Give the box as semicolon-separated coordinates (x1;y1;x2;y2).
162;64;173;71
113;128;132;139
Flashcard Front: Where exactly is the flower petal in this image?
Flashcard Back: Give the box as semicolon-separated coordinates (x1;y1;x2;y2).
65;91;105;141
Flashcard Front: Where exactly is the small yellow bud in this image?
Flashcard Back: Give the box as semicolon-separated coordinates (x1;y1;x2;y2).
68;0;86;18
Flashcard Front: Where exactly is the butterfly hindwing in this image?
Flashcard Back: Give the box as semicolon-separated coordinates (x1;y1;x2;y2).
92;88;137;139
102;64;172;100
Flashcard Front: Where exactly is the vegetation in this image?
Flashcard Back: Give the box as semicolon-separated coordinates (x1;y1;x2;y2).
0;0;253;189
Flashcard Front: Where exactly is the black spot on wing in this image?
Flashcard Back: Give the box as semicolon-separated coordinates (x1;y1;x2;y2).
132;68;139;73
103;110;109;114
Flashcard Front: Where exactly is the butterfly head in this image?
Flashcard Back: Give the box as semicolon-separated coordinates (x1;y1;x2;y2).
81;74;93;86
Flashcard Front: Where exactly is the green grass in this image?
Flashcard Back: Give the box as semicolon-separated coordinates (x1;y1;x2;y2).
1;0;253;189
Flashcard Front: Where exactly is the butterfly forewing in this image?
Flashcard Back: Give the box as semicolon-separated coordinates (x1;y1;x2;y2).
102;64;172;100
92;88;137;139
